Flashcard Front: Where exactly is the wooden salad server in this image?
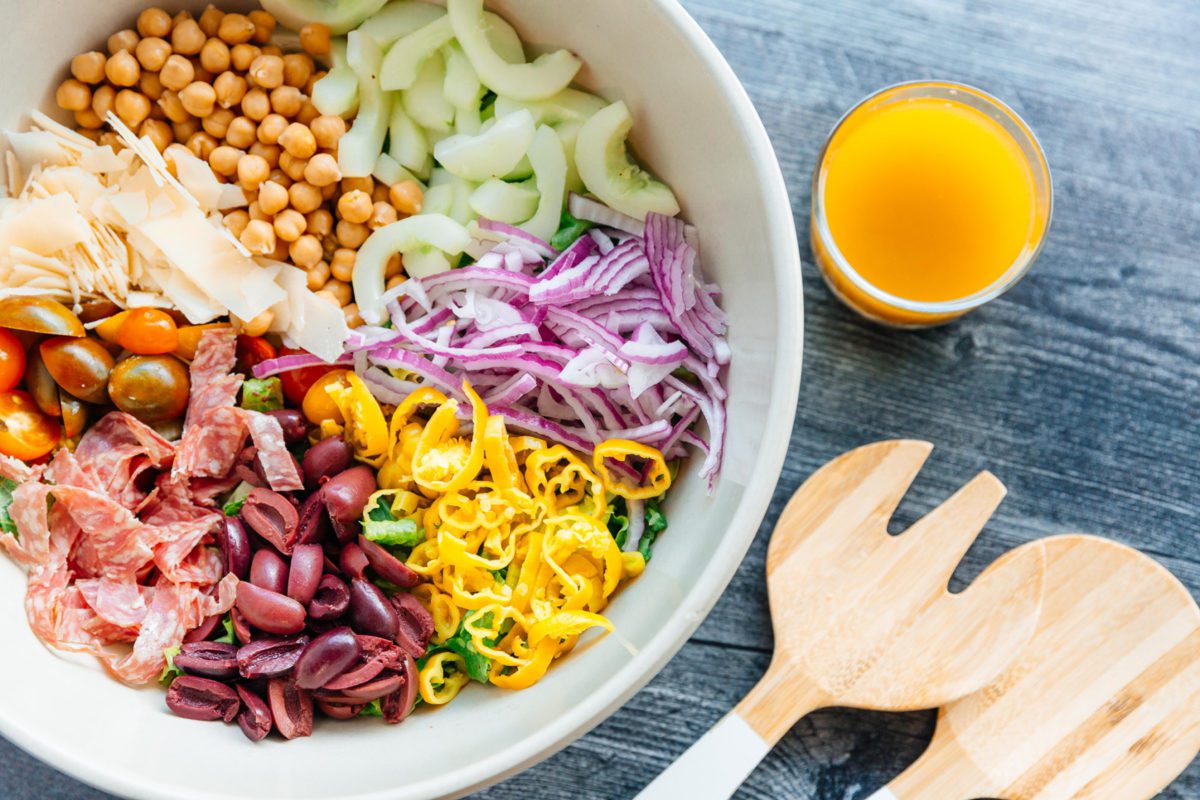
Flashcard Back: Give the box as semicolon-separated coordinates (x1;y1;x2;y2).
635;440;1047;800
869;534;1200;800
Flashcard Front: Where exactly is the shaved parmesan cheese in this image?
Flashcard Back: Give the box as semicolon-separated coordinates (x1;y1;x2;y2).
267;259;350;362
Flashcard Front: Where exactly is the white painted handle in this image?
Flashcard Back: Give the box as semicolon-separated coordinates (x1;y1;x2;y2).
634;712;771;800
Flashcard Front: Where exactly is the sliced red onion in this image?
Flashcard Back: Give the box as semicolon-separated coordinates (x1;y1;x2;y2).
482;373;537;407
624;498;645;552
539;235;596;282
491;406;594;452
367;347;463;398
568;193;645;237
475;218;556;259
252;352;353;379
359;366;421;406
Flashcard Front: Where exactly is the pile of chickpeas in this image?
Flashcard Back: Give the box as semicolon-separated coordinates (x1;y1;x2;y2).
56;5;425;333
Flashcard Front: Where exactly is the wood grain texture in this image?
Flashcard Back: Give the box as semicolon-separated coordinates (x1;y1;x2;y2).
2;0;1198;798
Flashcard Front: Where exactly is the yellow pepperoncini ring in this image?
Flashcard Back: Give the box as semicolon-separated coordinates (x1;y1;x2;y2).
483;416;522;490
389;387;446;458
510;435;547;468
621;551;646;578
411;584;460;645
418;651;470;704
593;439;672;499
487;631;558;690
324;372;390;467
411;383;487;496
527;610;613;647
525;445;606;515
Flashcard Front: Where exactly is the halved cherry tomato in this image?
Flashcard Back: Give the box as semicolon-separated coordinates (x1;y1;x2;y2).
301;369;350;425
0;329;26;392
277;347;340;406
94;310;132;343
174;323;232;361
107;355;190;423
236;335;277;375
115;308;179;355
0;390;61;460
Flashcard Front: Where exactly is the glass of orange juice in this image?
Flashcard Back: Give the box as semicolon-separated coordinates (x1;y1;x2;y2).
811;81;1053;327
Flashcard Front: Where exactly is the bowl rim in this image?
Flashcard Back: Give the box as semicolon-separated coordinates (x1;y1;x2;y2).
0;1;803;797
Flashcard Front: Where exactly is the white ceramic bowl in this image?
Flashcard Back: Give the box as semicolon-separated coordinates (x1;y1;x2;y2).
0;1;802;797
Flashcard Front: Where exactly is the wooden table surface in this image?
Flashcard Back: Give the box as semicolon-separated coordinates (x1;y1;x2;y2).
3;0;1198;798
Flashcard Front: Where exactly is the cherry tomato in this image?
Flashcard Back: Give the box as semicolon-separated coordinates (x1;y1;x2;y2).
302;369;350;425
115;308;179;355
0;329;26;392
174;323;232;361
0;390;61;460
107;355;190;423
277;347;340;406
0;297;84;337
94;310;132;343
23;350;61;417
40;337;115;404
236;335;277;375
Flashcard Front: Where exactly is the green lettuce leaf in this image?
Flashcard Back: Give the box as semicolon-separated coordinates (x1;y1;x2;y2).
0;478;19;538
549;208;593;251
421;612;500;684
363;496;423;547
222;482;254;517
159;646;184;686
639;496;668;562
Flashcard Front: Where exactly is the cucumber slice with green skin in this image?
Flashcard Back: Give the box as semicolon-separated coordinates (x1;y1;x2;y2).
354;213;471;323
501;154;533;181
378;16;454;91
443;42;483;112
494;89;607;126
470;178;539;223
519;125;567;242
373;153;422;188
259;0;388;34
311;38;359;117
447;0;581;101
482;12;524;64
358;0;445;44
402;51;455;132
387;103;429;173
448;175;476;225
433;109;535;182
403;247;453;278
575;101;680;219
338;31;394;177
423;182;454;216
555;119;585;194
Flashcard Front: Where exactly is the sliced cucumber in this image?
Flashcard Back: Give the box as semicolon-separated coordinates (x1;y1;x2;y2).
358;0;445;44
575;101;680;219
353;213;471;323
519;125;567;242
403;247;454;278
555;119;585;194
433;109;535;182
378;16;454;91
402;51;455;133
494;88;607;126
502;154;533;181
338;31;394;177
373;153;421;188
387;103;428;173
311;38;359;118
260;0;388;33
443;42;483;111
447;0;581;101
423;182;454;216
483;12;524;64
470;178;539;223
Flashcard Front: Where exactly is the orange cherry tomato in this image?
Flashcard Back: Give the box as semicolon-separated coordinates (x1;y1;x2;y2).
301;369;350;425
94;310;132;343
236;335;277;375
0;390;61;460
174;323;232;361
277;347;340;406
0;329;26;392
115;308;179;355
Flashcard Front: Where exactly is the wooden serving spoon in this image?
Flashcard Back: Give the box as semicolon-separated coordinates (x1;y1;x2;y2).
869;534;1200;800
635;440;1047;799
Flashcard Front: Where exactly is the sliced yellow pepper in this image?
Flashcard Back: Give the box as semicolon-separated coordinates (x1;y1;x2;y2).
325;372;390;467
418;652;470;704
525;445;606;514
593;439;672;499
412;383;487;495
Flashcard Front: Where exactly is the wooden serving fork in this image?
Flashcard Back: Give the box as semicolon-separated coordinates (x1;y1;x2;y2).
635;440;1047;799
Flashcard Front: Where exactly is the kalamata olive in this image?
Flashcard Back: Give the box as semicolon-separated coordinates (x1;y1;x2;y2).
321;466;377;542
107;355;190;422
235;685;274;742
232;608;253;645
237;635;310;679
166;676;241;722
295;626;361;690
339;543;369;581
236;583;307;635
319;673;404;703
40;336;114;404
59;393;88;439
381;653;419;724
302;436;353;489
324;635;403;691
219;517;251;580
241;488;299;555
350;578;399;640
308;574;350;621
296;491;330;546
23;349;61;417
250;549;289;594
391;592;435;659
268;678;314;740
288;544;324;605
174;641;239;679
359;536;422;589
0;297;85;337
316;700;363;719
266;408;308;445
183;614;223;644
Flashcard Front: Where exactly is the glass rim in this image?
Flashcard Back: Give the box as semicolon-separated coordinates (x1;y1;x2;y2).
811;79;1054;315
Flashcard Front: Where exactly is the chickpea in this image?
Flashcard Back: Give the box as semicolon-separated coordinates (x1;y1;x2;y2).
257;181;289;216
198;5;224;37
55;79;92;112
324;279;353;306
201;107;234;139
76;128;102;144
105;50;141;87
208;144;244;177
192;64;215;85
371;183;390;204
309;115;346;151
238;308;274;337
138;71;165;101
303;152;341;187
171;19;206;56
164;142;191;166
336;220;370;249
139;118;173;152
299;23;331;57
179;81;216;117
115;90;151;128
306;208;334;238
172;117;201;142
321;181;340;200
249;142;281;169
199;38;231;73
337;189;372;224
384;253;403;279
108;29;140;55
157;90;190;123
148;102;169;123
295;99;320;126
74;108;103;129
219;13;256;45
288;181;323;214
342;303;363;328
241;88;271;121
186;131;219;160
389;180;424;215
230;43;261;72
306;261;331;291
341;176;374;196
385;273;406;291
92;84;116;118
269;168;293;189
137;7;172;38
282;53;314;89
172;10;193;27
71;51;107;84
160;55;195;92
275;123;314;159
256;113;288;145
225;116;257;149
249;54;284;90
248;201;268;221
288;234;323;268
268;209;303;243
248;10;277;44
99;131;124;151
270;239;291;262
267;87;301;119
279;152;309;182
238;218;276;255
223;209;251;239
262;45;284;58
237;153;270;190
304;70;325;97
369;202;398;230
330;248;356;283
213;71;247;109
134;37;171;72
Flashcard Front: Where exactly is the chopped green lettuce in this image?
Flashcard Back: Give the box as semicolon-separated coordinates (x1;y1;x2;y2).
241;377;284;412
420;611;499;684
213;614;237;645
222;482;254;517
363;496;424;547
0;478;19;538
359;700;383;717
159;646;184;686
548;208;592;251
639;497;668;562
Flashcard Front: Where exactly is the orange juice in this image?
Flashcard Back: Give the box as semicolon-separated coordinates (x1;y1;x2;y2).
811;82;1052;326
